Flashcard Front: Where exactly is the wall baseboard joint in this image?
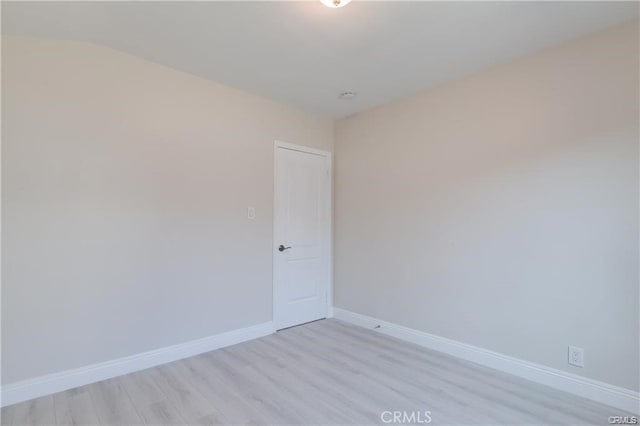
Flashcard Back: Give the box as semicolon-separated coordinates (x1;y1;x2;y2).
1;321;275;407
332;307;639;414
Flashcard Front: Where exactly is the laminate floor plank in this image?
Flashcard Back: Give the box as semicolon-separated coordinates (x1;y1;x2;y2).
296;322;565;424
1;405;16;426
119;370;166;408
319;319;619;424
176;355;259;425
319;331;542;424
198;350;300;425
274;326;491;425
53;387;101;426
250;337;380;425
9;395;55;426
2;319;632;425
137;400;186;426
224;342;354;425
257;335;385;424
195;411;230;426
149;362;219;423
86;378;142;425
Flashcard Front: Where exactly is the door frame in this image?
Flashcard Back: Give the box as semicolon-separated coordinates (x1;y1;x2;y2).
273;140;333;329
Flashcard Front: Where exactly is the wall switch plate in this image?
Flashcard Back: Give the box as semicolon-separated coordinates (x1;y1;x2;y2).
247;207;256;220
568;345;584;367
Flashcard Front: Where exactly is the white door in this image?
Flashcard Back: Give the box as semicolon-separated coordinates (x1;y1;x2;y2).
273;141;331;330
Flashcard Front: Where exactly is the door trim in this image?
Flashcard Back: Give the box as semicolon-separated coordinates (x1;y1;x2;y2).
273;140;333;329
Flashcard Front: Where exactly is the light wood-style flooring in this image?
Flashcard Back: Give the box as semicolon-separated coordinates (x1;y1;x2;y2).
1;319;630;425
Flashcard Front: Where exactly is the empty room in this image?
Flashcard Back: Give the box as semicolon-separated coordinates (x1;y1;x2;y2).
1;1;639;425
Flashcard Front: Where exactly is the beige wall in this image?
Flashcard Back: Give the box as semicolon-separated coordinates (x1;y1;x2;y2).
334;21;639;391
1;35;333;384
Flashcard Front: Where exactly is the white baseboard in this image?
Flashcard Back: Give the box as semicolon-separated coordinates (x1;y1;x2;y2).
333;307;639;414
1;321;274;407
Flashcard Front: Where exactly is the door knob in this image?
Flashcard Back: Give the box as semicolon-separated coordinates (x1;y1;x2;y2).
278;245;292;252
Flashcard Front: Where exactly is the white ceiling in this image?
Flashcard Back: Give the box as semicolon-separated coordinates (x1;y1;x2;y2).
2;1;638;118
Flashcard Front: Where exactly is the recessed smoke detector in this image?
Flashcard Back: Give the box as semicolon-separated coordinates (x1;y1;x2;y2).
339;91;357;100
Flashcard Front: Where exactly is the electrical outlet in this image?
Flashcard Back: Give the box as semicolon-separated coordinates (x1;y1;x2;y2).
568;345;584;367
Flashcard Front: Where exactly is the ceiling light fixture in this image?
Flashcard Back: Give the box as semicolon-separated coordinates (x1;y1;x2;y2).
320;0;353;8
